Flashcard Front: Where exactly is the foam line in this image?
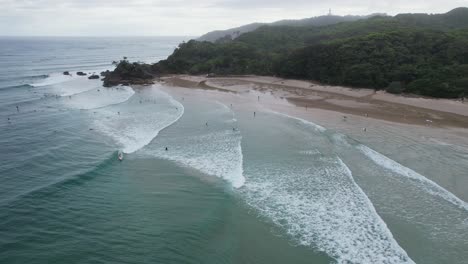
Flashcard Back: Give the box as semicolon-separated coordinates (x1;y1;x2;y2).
243;157;414;263
62;86;135;110
267;110;326;132
93;89;184;154
143;101;245;188
357;144;468;211
30;73;77;87
125;95;184;153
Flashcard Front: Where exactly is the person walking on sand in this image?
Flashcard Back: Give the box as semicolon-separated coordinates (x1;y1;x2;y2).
254;111;256;117
16;106;19;112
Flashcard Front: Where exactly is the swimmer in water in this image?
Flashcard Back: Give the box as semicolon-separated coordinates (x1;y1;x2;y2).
165;147;168;151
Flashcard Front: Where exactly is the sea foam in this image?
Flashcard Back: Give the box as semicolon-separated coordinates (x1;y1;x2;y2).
62;86;135;110
143;101;245;188
30;73;77;87
268;109;468;212
93;88;184;153
267;110;327;132
242;156;414;263
357;145;468;211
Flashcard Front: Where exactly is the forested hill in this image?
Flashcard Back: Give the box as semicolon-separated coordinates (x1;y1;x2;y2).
109;7;468;98
198;13;384;42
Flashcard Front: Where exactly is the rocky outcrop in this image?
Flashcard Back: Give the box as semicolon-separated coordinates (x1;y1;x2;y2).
88;74;100;80
102;60;157;87
100;70;111;77
77;72;87;76
63;71;70;75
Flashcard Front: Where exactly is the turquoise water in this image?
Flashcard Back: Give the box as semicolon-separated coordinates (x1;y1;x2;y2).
1;37;467;264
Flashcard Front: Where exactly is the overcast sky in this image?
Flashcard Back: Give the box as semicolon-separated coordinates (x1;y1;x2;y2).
0;0;466;36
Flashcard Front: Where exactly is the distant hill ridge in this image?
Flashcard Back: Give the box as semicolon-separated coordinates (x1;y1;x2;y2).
107;7;468;99
198;13;387;42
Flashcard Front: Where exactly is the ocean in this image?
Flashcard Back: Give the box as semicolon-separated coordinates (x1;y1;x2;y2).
0;36;467;264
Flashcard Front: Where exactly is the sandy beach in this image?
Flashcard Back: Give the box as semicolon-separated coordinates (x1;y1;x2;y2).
162;75;468;129
159;74;468;203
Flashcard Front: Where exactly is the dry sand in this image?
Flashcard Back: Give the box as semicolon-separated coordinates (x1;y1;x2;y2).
161;75;468;129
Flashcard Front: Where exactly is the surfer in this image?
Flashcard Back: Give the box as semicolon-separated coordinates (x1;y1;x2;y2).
165;147;168;151
16;105;19;112
118;151;123;161
254;111;256;117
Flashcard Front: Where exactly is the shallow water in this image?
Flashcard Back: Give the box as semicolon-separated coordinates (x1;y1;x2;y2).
1;37;467;264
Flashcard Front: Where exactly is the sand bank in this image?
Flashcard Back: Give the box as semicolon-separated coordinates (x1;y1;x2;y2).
161;75;468;129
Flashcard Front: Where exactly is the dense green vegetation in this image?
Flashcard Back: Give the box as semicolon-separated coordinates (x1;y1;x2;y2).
118;7;468;98
278;30;468;97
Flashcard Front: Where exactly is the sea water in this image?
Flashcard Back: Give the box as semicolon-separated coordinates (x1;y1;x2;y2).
0;37;467;264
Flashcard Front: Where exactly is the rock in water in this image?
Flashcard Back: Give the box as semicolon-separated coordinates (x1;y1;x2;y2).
63;71;70;75
102;60;156;87
76;71;87;76
88;74;100;80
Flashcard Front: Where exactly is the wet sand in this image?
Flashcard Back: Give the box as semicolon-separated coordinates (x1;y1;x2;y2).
161;75;468;129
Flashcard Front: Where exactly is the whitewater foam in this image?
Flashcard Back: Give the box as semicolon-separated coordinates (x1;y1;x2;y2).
93;88;184;153
62;86;135;110
242;156;413;263
357;145;468;211
30;73;78;87
268;110;326;132
143;101;245;188
150;130;245;188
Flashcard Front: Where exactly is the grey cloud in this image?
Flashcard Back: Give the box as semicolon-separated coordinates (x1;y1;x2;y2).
0;0;466;36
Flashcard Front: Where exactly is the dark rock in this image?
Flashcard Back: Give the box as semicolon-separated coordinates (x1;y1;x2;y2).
100;70;111;77
77;72;87;76
102;60;156;87
88;74;100;80
63;71;70;75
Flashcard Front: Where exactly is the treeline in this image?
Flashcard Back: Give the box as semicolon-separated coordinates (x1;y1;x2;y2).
278;30;468;98
135;7;468;98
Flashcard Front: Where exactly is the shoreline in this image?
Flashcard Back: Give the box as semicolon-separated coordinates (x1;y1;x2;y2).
160;75;468;129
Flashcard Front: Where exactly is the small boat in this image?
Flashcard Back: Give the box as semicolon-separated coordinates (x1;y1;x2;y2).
118;151;124;161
